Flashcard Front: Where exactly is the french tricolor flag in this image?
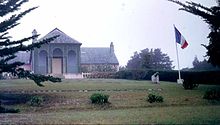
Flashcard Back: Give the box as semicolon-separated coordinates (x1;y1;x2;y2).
174;26;188;49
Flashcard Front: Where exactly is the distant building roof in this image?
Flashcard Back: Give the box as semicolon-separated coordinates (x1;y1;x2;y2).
10;51;31;64
39;28;82;44
81;47;119;65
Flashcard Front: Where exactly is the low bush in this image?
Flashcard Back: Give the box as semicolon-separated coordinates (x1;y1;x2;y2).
156;95;164;102
182;79;199;90
28;96;43;107
115;70;150;80
203;89;220;100
82;72;116;79
0;93;31;105
0;74;4;80
0;106;20;113
90;93;109;104
147;93;164;103
88;72;116;79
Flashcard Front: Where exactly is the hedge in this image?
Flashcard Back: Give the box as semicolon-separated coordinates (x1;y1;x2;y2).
86;72;116;79
115;69;220;85
83;70;220;85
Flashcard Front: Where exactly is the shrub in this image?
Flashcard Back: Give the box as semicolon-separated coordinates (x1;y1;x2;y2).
147;93;164;103
0;74;4;80
115;70;133;79
28;96;43;106
0;93;32;105
182;78;199;90
147;93;156;103
90;93;109;104
203;89;220;100
156;95;164;102
0;106;20;113
88;72;116;79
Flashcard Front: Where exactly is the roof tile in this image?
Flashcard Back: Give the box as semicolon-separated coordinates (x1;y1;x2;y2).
39;28;81;44
81;47;119;64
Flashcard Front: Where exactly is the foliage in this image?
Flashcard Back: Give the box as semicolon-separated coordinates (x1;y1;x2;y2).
0;99;19;113
182;79;199;90
115;69;220;87
86;72;116;79
0;74;4;80
81;64;117;73
115;70;133;79
0;0;61;86
115;69;150;80
119;66;126;71
0;106;20;113
0;93;31;105
17;69;61;86
126;48;173;70
203;89;220;100
182;71;220;85
28;96;43;107
90;93;109;104
192;56;220;71
168;0;220;67
192;56;200;69
147;93;164;103
115;69;179;81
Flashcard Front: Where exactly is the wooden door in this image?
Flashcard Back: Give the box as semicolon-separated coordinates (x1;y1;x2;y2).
52;58;62;74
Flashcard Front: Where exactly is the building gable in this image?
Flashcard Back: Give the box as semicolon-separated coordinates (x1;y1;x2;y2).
39;28;82;44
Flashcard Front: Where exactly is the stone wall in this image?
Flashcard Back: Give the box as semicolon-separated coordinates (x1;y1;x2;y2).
81;64;119;73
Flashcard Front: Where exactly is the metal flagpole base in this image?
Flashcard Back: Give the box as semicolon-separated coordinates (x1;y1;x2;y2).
177;79;183;84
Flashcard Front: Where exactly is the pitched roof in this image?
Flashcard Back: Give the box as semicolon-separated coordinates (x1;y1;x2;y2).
39;28;81;44
81;47;119;65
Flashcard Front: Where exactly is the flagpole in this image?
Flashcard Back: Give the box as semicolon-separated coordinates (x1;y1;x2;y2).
174;24;182;84
175;39;182;82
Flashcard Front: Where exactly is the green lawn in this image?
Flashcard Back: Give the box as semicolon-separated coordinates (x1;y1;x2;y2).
0;79;220;124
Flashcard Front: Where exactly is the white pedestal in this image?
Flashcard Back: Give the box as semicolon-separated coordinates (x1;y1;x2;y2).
177;79;183;84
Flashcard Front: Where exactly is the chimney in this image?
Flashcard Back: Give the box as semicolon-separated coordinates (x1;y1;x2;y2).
110;42;114;54
32;29;38;43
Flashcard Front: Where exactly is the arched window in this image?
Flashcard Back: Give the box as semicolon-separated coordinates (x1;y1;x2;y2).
53;48;63;57
39;50;48;74
67;50;77;73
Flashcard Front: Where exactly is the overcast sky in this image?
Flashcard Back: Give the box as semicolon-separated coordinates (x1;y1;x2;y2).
9;0;217;69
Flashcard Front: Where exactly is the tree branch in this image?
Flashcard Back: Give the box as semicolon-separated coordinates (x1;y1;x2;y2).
0;0;29;17
0;35;59;57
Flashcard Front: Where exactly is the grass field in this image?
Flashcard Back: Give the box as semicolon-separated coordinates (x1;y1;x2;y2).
0;79;220;124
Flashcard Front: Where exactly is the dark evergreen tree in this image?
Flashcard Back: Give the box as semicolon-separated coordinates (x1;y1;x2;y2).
126;48;173;70
0;0;61;86
192;56;200;68
126;51;142;70
168;0;220;67
192;56;220;70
